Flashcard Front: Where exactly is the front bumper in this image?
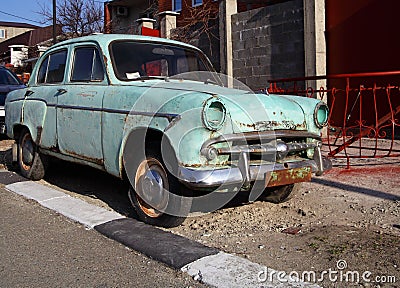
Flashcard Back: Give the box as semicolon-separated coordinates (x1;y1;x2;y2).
177;130;332;190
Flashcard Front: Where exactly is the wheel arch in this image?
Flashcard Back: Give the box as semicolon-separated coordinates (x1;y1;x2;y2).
13;124;32;142
118;127;179;182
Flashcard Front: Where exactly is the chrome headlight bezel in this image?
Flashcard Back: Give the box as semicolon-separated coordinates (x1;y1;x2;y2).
314;102;329;128
202;97;227;131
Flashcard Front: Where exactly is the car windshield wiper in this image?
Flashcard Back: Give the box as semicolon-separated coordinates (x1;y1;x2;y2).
204;78;221;86
133;76;169;81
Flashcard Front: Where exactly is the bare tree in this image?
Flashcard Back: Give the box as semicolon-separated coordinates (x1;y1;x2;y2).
171;1;218;47
37;0;103;38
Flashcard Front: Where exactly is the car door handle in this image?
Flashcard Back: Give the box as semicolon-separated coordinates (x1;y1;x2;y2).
24;90;34;97
57;88;67;95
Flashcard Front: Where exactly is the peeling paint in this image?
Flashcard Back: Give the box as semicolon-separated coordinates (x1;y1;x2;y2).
65;149;104;166
235;120;306;131
77;91;97;97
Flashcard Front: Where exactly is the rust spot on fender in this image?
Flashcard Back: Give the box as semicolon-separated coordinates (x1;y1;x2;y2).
235;120;307;130
183;163;203;168
36;126;43;145
49;144;60;153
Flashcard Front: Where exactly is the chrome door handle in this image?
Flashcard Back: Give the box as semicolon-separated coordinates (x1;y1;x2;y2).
24;90;34;97
57;88;67;94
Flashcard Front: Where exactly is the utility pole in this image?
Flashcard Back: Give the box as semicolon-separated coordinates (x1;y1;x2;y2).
52;0;57;44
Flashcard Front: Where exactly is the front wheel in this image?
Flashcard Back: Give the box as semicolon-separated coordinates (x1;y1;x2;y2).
259;183;301;204
128;150;188;228
17;128;47;180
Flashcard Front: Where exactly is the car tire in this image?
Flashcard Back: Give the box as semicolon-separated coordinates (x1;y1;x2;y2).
17;128;47;180
128;147;188;228
259;183;301;204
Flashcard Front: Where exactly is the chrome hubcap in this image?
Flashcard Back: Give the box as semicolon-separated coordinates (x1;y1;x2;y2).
140;168;167;211
135;158;169;217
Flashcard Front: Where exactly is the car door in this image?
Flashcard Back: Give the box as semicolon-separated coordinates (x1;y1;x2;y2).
21;49;68;150
56;44;106;165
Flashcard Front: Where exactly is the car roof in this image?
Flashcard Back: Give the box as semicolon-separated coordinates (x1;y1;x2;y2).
51;34;202;52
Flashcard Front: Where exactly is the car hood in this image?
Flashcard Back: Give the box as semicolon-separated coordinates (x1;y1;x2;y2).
139;79;308;132
221;93;307;132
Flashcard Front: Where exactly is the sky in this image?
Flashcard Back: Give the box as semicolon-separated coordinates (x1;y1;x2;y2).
0;0;51;26
0;0;105;27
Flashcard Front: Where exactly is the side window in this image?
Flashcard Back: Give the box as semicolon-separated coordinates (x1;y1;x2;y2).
71;47;104;82
37;56;49;84
46;50;67;83
37;50;67;84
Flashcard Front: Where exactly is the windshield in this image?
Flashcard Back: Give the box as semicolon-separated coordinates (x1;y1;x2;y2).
110;41;215;81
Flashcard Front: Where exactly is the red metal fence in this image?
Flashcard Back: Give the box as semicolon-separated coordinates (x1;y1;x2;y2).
268;71;400;167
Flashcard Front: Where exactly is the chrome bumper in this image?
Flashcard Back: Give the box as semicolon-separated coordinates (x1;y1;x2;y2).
178;146;332;189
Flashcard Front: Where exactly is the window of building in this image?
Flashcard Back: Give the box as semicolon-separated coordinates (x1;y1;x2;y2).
173;0;182;11
37;50;67;84
71;47;104;82
192;0;202;7
0;29;5;38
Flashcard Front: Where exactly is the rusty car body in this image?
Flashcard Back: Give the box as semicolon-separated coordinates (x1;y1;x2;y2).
5;34;331;227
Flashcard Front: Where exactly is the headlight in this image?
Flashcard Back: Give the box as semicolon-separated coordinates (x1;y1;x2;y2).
202;97;226;131
314;102;329;128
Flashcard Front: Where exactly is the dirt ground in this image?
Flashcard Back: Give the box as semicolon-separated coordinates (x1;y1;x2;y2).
1;138;399;287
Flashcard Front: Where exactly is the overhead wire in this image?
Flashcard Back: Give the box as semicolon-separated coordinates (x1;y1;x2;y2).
0;9;43;25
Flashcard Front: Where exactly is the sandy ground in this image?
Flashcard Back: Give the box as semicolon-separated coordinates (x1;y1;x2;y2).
1;138;399;287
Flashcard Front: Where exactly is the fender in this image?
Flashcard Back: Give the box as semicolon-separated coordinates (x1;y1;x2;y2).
21;100;46;141
118;127;178;181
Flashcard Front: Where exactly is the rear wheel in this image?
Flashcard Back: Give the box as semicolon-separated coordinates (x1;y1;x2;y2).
17;128;47;180
259;183;301;204
128;148;187;228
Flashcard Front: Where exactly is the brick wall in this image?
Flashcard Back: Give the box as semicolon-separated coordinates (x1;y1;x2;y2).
178;19;220;71
231;0;305;91
158;0;172;13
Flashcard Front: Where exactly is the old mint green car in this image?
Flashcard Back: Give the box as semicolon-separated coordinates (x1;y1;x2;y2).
5;34;331;227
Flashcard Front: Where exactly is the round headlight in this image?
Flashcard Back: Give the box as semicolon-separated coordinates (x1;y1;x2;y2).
314;102;329;128
202;98;226;131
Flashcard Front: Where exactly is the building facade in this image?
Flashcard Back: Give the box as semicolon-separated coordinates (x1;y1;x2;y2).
0;24;61;71
0;21;39;43
104;0;158;34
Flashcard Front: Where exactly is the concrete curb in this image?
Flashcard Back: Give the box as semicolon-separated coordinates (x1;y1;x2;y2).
3;171;318;287
6;181;125;228
95;218;219;269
